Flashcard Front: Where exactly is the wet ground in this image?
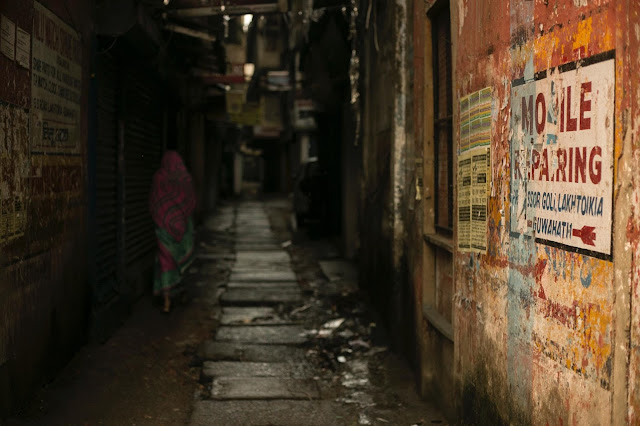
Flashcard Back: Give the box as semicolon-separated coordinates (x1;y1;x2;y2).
7;197;446;425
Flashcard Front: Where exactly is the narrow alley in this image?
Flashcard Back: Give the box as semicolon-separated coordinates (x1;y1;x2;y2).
8;198;446;425
4;0;640;424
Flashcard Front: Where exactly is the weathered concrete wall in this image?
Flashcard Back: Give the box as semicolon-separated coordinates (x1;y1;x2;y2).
449;0;633;423
359;0;398;332
0;0;93;415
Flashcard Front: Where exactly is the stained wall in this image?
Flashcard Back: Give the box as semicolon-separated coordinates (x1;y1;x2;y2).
449;0;634;423
0;0;93;414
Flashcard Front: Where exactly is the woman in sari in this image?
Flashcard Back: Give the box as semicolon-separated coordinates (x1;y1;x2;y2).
150;151;196;313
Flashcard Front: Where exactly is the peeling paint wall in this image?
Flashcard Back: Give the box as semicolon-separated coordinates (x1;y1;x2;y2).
449;0;633;423
624;0;640;423
0;0;92;415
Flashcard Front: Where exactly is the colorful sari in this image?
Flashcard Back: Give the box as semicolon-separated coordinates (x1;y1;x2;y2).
150;151;196;296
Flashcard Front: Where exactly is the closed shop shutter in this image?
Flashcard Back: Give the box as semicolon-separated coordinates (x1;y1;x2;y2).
123;66;163;267
95;51;120;303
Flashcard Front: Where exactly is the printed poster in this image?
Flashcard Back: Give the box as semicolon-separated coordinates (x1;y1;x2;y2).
471;147;490;253
459;87;492;253
457;151;471;251
460;87;491;152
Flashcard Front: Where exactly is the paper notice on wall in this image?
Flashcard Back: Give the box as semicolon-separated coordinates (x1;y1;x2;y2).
460;95;470;152
0;102;29;242
471;147;490;253
459;87;492;253
16;28;30;69
31;2;82;154
457;151;472;251
460;87;492;153
1;15;16;60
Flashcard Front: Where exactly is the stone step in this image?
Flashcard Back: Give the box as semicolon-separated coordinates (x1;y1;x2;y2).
235;251;289;262
229;271;297;282
226;282;299;291
198;342;307;362
215;325;307;345
220;289;303;306
233;237;278;243
220;307;294;325
210;377;320;400
230;264;291;273
191;401;353;426
234;244;283;251
202;361;313;379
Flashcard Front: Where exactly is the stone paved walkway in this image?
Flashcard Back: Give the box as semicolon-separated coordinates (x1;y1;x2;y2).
190;201;446;425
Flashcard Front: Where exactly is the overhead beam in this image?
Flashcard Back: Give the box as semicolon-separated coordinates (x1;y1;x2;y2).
168;3;280;18
164;23;216;42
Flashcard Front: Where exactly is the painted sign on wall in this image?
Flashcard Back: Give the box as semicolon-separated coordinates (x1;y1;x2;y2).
510;54;614;257
31;1;81;155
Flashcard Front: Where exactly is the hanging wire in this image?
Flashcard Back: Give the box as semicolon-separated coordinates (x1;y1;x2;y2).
97;37;119;54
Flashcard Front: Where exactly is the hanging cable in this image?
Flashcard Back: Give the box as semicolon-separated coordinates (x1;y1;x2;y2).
97;37;119;54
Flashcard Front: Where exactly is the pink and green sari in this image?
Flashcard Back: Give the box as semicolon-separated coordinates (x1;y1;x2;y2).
150;151;196;296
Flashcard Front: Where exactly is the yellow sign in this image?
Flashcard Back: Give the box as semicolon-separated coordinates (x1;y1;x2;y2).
229;103;262;126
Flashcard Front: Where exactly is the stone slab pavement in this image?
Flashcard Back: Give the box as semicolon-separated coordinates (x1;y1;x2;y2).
190;200;448;426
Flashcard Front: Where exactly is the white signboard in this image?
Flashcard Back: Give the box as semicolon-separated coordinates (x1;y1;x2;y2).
510;56;614;257
16;27;30;69
1;15;16;60
31;2;82;154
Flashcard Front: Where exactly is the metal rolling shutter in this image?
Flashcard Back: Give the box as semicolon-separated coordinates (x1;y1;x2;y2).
95;52;119;303
123;67;163;266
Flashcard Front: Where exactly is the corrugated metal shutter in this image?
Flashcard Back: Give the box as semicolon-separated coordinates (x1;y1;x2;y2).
95;52;119;303
123;67;163;266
